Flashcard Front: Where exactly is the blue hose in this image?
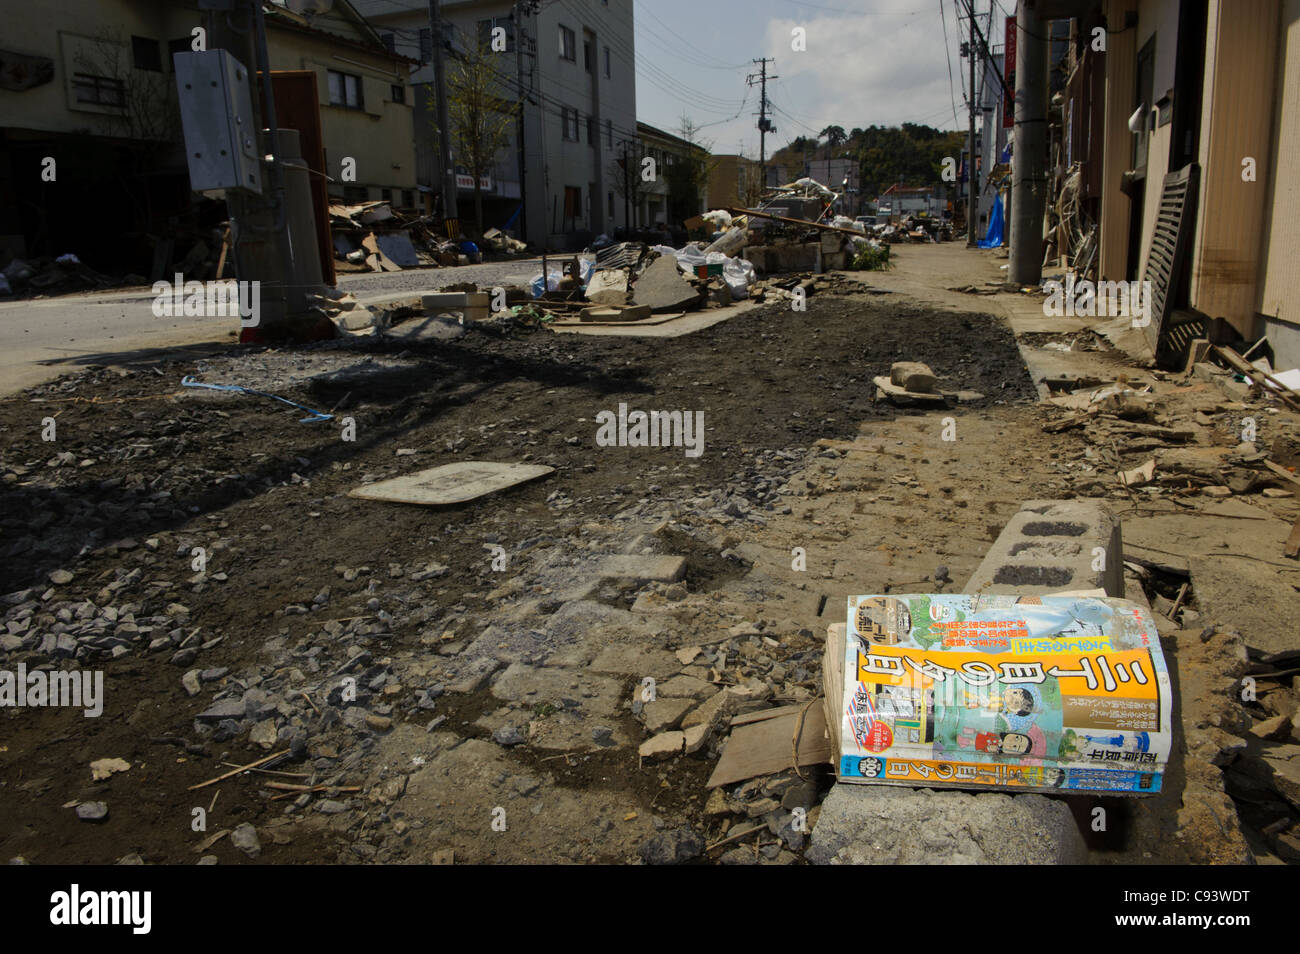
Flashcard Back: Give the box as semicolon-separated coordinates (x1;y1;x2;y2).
181;376;333;423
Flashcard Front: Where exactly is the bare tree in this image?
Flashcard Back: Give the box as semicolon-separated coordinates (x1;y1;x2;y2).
72;31;181;224
441;39;516;236
609;142;650;229
667;114;716;220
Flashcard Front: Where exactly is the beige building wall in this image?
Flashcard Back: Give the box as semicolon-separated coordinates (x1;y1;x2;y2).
1257;0;1300;363
1099;0;1140;281
265;26;416;199
1;0;201;137
1188;0;1281;334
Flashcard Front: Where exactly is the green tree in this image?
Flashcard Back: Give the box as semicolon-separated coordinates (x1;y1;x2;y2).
442;40;517;235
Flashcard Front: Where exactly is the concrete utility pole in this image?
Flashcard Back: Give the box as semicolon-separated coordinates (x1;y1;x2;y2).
514;0;527;241
202;0;296;337
429;0;459;235
621;141;630;231
1010;0;1047;285
966;0;978;246
748;58;777;185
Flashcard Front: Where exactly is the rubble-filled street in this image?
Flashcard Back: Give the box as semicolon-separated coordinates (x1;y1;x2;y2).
6;1;1300;917
2;245;1297;867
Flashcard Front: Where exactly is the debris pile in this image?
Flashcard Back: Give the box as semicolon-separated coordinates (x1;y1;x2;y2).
0;253;118;297
329;201;526;273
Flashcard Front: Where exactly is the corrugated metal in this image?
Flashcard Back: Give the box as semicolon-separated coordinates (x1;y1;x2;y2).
1258;0;1300;329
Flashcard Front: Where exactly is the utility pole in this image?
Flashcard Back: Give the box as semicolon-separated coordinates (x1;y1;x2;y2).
747;58;777;186
966;1;978;246
514;0;527;242
429;0;458;237
621;141;630;231
1010;0;1047;285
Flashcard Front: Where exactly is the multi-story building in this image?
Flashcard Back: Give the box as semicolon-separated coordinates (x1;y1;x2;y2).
1026;0;1300;368
262;2;418;207
634;121;709;228
0;0;415;274
352;0;637;250
707;154;763;212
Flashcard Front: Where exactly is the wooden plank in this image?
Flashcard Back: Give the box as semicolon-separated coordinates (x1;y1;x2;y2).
213;226;230;280
706;705;831;789
1285;514;1300;559
1215;346;1300;414
727;206;866;237
730;704;806;728
1264;459;1300;488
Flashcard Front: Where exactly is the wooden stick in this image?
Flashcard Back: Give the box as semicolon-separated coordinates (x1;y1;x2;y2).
1169;582;1190;620
263;781;360;793
219;762;310;779
727;206;866;237
188;750;290;791
706;823;767;852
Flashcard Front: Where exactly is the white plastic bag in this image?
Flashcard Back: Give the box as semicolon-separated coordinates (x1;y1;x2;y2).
722;257;755;299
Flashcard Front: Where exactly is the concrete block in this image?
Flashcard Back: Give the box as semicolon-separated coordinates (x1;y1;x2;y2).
772;243;819;273
598;554;687;583
963;499;1123;597
807;783;1087;864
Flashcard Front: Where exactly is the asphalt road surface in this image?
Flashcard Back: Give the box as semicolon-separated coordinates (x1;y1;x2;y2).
0;258;548;395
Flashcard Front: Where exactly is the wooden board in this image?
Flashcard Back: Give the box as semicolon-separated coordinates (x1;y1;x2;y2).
706;704;831;788
349;461;553;506
1286;514;1300;559
268;70;335;286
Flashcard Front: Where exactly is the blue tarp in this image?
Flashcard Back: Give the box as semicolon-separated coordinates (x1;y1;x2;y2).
978;194;1005;248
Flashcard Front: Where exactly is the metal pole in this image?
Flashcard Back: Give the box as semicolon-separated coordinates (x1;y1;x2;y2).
1010;0;1047;284
514;0;527;243
967;1;978;246
429;0;458;232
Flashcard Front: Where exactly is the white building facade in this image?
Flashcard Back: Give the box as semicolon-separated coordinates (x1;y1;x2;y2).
351;0;636;250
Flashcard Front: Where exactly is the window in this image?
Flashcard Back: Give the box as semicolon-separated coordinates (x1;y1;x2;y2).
381;188;393;202
402;189;414;208
561;107;579;141
131;36;161;72
583;40;593;72
564;185;582;229
328;70;363;110
166;37;190;70
1133;36;1155;170
606;118;612;149
380;32;396;54
586;114;595;146
391;83;405;104
419;27;432;63
477;17;515;52
343;185;368;203
603;46;610;78
72;73;125;108
559;25;576;61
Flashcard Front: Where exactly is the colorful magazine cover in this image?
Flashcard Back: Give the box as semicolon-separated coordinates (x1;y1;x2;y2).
838;594;1171;795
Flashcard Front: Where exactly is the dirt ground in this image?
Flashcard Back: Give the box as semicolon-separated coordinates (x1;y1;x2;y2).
2;248;1297;865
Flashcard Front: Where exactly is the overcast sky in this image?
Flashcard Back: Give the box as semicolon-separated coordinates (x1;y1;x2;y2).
632;0;1005;156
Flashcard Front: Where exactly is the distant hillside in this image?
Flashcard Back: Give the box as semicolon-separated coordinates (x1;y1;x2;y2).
768;124;965;199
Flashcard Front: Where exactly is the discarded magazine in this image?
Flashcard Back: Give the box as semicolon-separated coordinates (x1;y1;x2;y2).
826;594;1171;795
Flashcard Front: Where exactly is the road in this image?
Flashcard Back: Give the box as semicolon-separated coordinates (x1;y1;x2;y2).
0;258;548;395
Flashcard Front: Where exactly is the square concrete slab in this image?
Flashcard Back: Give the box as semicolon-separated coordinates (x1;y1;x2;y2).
349;461;554;506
